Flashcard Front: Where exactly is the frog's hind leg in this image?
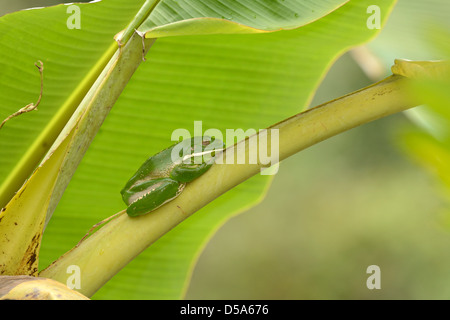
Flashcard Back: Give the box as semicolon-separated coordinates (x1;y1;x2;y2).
126;178;183;217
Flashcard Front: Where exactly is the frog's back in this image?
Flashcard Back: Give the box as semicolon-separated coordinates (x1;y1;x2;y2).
121;143;178;193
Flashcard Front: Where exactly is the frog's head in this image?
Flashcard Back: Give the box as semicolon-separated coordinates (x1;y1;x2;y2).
170;136;224;183
172;136;224;164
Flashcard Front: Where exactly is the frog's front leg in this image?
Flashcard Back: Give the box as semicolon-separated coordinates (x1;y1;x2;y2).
122;178;185;217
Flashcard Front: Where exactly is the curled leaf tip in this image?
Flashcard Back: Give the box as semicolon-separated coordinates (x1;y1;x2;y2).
391;59;450;79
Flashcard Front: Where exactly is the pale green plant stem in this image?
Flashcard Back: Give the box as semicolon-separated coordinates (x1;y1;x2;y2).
42;34;156;226
39;74;418;297
116;0;161;45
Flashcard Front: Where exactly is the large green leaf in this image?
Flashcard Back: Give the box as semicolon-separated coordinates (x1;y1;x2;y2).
0;0;396;299
47;0;395;299
0;0;347;219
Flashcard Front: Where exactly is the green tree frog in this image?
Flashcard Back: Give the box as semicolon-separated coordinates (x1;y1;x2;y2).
121;136;224;217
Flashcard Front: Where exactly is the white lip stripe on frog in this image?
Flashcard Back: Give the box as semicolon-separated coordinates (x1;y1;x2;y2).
177;148;225;164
